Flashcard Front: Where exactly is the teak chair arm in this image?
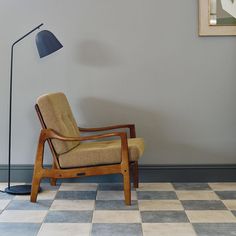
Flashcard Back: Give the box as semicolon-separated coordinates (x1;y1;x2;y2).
38;128;130;164
78;124;136;138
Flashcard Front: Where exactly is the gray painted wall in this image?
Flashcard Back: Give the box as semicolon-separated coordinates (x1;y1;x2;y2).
1;0;236;166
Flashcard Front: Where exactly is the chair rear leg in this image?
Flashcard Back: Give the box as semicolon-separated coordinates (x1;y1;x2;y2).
123;169;131;205
133;161;139;189
50;162;57;186
50;178;57;186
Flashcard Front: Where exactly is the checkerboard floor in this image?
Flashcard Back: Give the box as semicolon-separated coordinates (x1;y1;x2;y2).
1;182;236;235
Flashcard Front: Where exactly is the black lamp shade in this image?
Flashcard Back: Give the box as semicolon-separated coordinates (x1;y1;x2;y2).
36;30;63;58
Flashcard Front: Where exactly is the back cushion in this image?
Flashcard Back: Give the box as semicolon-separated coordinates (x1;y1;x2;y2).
37;92;80;155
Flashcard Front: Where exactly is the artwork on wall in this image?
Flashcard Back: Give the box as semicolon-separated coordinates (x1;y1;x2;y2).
199;0;236;36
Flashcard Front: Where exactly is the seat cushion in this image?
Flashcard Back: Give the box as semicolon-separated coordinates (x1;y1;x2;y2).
37;92;80;155
58;138;144;168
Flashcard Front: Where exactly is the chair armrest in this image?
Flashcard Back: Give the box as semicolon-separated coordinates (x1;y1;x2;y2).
78;124;136;138
39;128;129;164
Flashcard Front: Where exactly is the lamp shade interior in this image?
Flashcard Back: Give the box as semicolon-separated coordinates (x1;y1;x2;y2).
35;30;63;58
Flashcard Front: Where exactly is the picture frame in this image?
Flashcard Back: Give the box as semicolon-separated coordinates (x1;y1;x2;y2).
199;0;236;36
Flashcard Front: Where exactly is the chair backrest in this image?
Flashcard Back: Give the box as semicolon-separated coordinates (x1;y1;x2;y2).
36;92;80;155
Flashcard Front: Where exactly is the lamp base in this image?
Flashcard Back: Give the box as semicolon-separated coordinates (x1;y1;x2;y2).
5;185;36;195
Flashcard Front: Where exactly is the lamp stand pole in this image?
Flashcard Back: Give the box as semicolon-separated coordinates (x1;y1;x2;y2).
5;24;44;195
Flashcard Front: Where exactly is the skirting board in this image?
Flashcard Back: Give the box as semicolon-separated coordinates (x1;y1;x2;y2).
1;164;236;183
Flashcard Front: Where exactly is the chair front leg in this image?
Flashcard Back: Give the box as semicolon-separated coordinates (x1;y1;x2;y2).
30;133;45;202
122;166;131;205
31;173;42;202
120;132;131;205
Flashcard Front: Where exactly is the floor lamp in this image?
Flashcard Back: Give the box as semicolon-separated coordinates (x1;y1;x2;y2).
5;23;63;195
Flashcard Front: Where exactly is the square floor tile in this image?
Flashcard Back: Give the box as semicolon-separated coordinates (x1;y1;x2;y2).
95;200;138;210
92;210;141;223
0;183;8;191
15;190;57;200
137;183;174;191
181;200;227;210
0;192;15;200
6;200;52;210
193;223;236;236
141;211;189;223
223;200;236;210
216;191;236;200
50;200;95;211
142;223;196;236
59;183;98;191
0;200;11;211
96;191;137;200
92;223;142;236
176;191;219;200
44;210;93;223
209;183;236;191
38;223;91;236
137;191;177;200
230;211;236;218
55;191;96;200
139;200;183;211
0;223;41;236
0;210;47;223
186;210;236;223
98;183;134;191
173;183;211;190
40;183;60;190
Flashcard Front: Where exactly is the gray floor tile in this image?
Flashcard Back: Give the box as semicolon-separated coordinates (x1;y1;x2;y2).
173;183;211;190
141;211;189;223
181;200;227;210
91;223;142;236
98;183;134;191
0;192;14;200
55;191;96;200
216;191;236;200
230;211;236;217
40;183;61;190
6;200;52;210
0;223;41;236
193;223;236;236
44;210;93;223
95;200;138;210
137;191;177;200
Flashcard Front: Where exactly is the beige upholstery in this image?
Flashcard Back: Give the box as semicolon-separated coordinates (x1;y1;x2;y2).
58;138;144;168
37;93;80;155
36;92;144;169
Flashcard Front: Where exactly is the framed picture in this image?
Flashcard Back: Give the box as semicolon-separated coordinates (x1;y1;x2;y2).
199;0;236;36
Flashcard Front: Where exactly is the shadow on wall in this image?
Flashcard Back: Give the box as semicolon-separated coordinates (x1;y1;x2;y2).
77;40;121;67
77;97;159;163
76;97;228;164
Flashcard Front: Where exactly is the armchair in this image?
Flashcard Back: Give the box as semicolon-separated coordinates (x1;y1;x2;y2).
30;92;144;205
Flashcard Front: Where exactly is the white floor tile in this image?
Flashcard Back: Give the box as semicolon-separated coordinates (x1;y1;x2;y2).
50;200;95;211
0;210;47;223
38;223;91;236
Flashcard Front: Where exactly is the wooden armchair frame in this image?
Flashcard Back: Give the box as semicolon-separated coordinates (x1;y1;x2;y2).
30;105;139;205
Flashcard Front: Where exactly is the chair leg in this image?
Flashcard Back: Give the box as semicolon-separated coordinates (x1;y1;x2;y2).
30;174;41;203
133;161;139;189
50;161;57;186
50;178;57;186
123;169;131;205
